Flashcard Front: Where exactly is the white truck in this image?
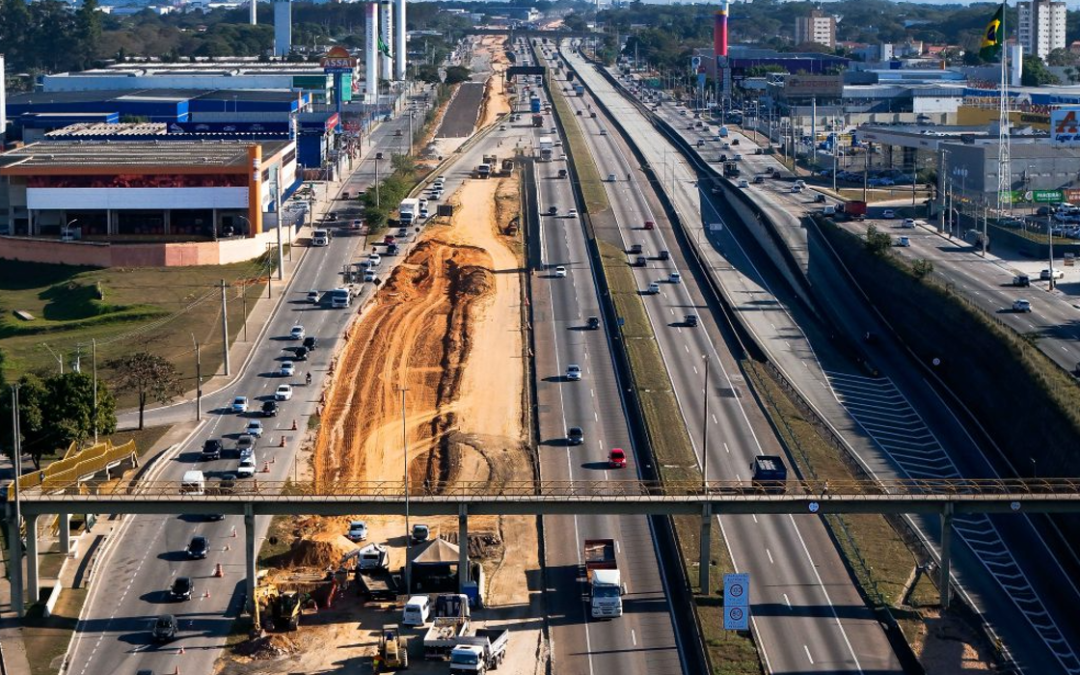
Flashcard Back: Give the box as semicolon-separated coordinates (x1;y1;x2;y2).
449;629;510;674
311;228;330;246
398;198;420;225
539;136;554;162
180;470;205;496
584;538;624;618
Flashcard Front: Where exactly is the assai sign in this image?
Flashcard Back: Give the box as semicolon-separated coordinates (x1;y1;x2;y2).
321;46;357;74
723;573;750;630
1051;107;1080;145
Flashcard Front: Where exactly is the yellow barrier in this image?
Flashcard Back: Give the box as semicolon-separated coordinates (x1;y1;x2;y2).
14;439;139;497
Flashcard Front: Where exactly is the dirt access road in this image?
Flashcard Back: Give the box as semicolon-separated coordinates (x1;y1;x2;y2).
224;172;543;675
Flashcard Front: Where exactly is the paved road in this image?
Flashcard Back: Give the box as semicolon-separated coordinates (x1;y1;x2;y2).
609;60;1080;675
437;82;486;139
561;45;904;674
65;110;434;675
526;40;684;675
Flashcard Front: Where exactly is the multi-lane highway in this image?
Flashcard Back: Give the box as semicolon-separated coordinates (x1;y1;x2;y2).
578;48;1080;675
64;99;432;675
526;40;685;674
556;44;902;673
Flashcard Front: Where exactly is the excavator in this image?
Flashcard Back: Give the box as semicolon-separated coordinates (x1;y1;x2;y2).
253;583;309;632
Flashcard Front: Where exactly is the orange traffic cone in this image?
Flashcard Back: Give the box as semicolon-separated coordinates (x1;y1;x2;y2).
279;436;286;447
261;462;270;473
214;563;224;578
231;527;237;538
178;645;185;655
291;419;298;431
224;544;230;552
270;455;276;464
173;666;180;675
204;589;211;599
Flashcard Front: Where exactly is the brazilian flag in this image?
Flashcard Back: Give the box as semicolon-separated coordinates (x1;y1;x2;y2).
378;37;391;57
979;4;1004;61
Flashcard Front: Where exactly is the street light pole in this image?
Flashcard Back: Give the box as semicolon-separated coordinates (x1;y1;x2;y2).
701;354;710;492
10;384;24;617
192;334;202;421
401;387;411;594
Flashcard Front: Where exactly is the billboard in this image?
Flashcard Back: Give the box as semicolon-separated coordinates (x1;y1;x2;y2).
321;45;357;74
1051;107;1080;145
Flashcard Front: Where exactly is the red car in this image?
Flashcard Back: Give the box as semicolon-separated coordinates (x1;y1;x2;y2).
384;235;396;245
643;221;655;230
609;448;627;468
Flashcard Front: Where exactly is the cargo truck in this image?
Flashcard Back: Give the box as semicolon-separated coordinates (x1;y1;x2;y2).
398;198;420;225
539;136;554;162
751;455;788;493
530;97;542;113
423;616;472;660
573;84;585;96
531;114;544;127
449;629;510;674
355;567;401;601
477;163;491;179
180;470;205;496
583;538;623;618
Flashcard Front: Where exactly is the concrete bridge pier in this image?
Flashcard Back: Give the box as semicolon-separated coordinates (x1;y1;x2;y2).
699;503;713;595
458;503;469;593
5;501;25;616
939;503;953;610
25;513;39;605
58;512;71;554
244;504;256;613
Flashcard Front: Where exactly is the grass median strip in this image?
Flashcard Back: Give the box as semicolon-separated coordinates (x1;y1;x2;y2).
550;85;608;214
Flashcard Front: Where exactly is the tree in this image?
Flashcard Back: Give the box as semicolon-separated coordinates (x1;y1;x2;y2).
46;372;116;447
1046;48;1077;67
912;258;934;280
74;0;103;69
107;352;182;430
1022;55;1059;86
443;65;471;85
416;64;442;85
864;224;893;256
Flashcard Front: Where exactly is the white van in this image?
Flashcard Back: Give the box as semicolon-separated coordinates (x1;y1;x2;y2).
402;595;431;626
237;453;257;478
312;229;330;247
180;470;205;496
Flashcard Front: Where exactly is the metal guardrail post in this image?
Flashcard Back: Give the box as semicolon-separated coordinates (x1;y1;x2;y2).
458;503;469;593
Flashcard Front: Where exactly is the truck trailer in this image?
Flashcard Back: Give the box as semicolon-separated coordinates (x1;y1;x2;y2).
449;629;510;674
751;455;788;493
398;198;420;225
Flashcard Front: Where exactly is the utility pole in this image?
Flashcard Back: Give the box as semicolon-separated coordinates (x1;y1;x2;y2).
220;280;230;377
92;339;98;445
192;334;202;421
10;385;24;617
274;168;284;281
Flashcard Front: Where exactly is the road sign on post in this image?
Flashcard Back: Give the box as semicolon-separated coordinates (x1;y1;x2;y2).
723;573;750;630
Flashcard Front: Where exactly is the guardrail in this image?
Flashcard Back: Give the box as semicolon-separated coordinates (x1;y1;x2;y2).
11;440;138;495
19;477;1080;499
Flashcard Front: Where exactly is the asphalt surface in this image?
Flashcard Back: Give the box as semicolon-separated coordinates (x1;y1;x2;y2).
616;63;1080;675
437;82;486;139
525;40;684;675
66;109;433;675
560;45;901;674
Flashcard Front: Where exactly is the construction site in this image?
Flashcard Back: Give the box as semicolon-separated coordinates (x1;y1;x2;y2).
217;36;544;675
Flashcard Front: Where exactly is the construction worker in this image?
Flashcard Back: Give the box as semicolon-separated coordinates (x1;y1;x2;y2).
373;654;383;673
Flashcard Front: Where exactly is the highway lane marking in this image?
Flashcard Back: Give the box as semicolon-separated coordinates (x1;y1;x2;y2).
783;593;792;608
723;441;729;453
804;645;814;664
712;415;718;425
766;549;774;564
631;629;637;646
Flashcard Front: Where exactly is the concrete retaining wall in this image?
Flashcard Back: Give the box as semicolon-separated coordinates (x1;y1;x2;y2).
0;230;280;268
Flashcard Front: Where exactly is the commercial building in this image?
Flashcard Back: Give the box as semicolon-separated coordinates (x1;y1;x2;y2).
794;10;836;50
41;62;354;106
940;138;1080;204
1018;0;1067;61
0;140;297;242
